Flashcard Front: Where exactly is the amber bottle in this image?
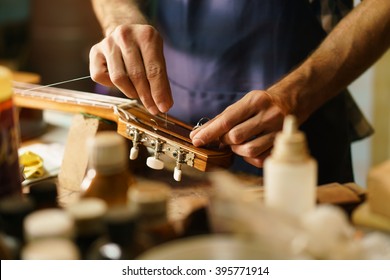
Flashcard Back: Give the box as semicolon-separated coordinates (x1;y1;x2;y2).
128;181;178;251
0;66;22;198
65;197;107;259
80;131;134;207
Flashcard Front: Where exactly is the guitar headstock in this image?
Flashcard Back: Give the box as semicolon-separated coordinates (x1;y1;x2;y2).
115;105;233;181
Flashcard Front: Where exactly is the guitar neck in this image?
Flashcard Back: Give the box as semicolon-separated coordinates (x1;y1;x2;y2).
12;82;232;176
12;82;133;122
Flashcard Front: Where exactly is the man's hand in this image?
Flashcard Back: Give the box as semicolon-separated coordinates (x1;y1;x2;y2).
89;24;173;115
190;90;285;167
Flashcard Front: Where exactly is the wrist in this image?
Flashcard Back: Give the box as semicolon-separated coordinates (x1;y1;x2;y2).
103;14;149;36
92;0;149;36
266;64;321;124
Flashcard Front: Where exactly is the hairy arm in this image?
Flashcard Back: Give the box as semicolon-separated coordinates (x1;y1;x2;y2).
268;0;390;123
190;0;390;167
91;0;149;35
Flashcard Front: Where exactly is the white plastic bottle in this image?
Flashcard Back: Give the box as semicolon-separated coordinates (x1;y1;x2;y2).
264;115;317;217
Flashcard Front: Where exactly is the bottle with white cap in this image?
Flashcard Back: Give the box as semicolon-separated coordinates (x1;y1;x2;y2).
21;208;80;259
21;238;80;260
65;197;107;259
128;180;177;250
263;115;317;217
80;131;134;207
23;208;75;242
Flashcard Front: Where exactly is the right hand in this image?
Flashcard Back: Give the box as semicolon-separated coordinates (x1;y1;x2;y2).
89;24;173;115
190;90;285;168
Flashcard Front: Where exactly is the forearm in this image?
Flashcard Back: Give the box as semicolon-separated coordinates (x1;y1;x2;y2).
91;0;149;36
268;0;390;123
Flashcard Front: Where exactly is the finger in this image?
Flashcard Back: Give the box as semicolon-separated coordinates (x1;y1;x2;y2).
223;104;285;146
119;39;160;115
101;37;139;99
137;26;173;113
189;117;214;139
230;132;276;159
89;45;114;87
242;148;272;168
190;118;220;147
220;112;265;145
191;105;253;147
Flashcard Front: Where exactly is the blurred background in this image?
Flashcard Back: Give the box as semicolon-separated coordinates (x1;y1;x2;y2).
0;0;101;91
0;0;389;187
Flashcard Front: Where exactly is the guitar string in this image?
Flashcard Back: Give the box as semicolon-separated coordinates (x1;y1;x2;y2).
19;75;198;131
21;75;92;93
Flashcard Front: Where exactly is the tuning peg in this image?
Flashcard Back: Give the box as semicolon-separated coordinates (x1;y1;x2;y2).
146;140;165;170
129;146;139;160
146;156;165;170
172;150;187;181
173;165;182;181
127;128;142;160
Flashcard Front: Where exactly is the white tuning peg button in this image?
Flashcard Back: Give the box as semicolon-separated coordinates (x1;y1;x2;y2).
129;146;139;160
146;156;165;170
173;166;182;182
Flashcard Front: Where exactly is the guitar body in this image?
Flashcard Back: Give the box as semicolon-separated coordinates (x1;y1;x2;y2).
12;82;233;179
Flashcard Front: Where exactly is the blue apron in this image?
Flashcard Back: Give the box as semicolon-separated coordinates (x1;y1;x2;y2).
155;0;369;184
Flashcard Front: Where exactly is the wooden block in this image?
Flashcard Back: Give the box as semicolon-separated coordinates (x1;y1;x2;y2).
367;160;390;218
58;114;116;194
352;202;390;232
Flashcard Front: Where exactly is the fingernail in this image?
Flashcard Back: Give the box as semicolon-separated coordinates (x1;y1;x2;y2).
157;102;170;113
192;137;205;147
148;106;159;115
189;130;197;139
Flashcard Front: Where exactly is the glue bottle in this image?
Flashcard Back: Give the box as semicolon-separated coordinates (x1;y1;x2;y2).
65;197;107;259
263;115;317;217
128;181;177;251
80;131;134;207
0;66;22;198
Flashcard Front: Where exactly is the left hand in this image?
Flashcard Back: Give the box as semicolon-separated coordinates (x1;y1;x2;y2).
189;90;285;167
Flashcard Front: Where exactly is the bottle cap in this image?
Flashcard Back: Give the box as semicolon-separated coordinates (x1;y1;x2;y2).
66;198;107;235
24;209;75;241
87;131;128;174
271;115;310;161
0;66;12;102
128;180;170;217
